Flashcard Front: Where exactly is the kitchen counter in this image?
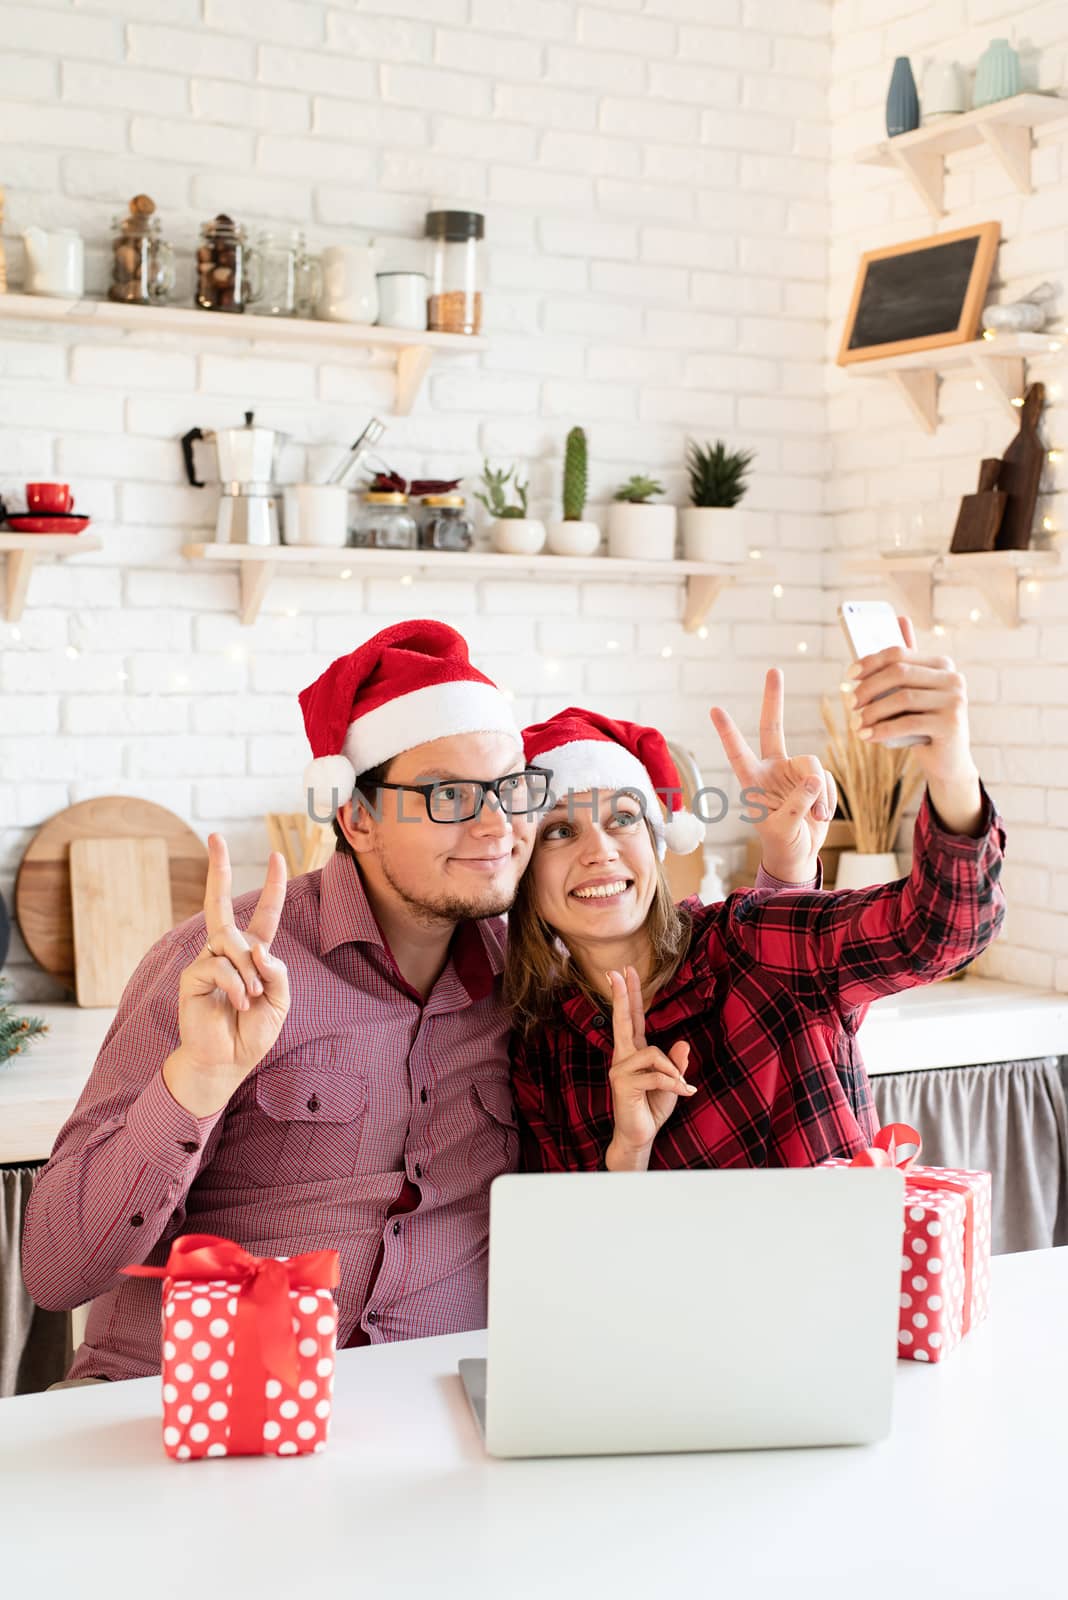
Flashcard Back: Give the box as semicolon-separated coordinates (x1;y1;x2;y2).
2;980;1066;1164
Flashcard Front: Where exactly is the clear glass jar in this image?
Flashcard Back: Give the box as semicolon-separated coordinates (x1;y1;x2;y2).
249;229;322;318
351;491;418;550
420;493;473;551
109;204;174;306
425;209;484;335
195;214;259;313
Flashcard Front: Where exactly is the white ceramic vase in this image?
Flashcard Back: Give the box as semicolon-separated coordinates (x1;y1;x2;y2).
834;851;901;890
921;59;966;123
491;517;546;555
607;502;677;561
680;506;747;564
546;519;601;557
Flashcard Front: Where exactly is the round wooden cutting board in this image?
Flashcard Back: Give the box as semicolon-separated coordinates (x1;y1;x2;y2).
15;796;209;989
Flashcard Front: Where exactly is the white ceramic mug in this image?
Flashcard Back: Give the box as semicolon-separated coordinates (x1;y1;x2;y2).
376;272;428;331
319;244;378;324
283;484;350;547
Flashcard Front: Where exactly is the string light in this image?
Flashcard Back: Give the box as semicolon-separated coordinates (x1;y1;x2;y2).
228;644;246;663
697;625;708;640
544;657;561;676
605;638;620;651
1025;580;1040;594
1043;516;1056;532
796;640;808;653
982;329;996;341
65;645;79;660
975;380;985;392
283;608;298;619
969;608;982;623
661;645;673;659
11;627;21;642
400;574;413;586
933;625;947;637
117;669;128;684
1050;341;1063;353
748;548;762;561
1011;396;1025;407
340;568;353;580
772;583;784;598
173;672;189;690
1048;450;1063;464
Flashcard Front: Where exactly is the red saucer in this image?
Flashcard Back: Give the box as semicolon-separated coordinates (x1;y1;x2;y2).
6;514;92;534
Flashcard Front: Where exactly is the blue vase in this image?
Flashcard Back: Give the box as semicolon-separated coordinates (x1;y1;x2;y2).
974;38;1021;108
886;56;920;138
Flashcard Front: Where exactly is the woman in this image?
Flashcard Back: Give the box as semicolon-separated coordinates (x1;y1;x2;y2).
506;621;1006;1173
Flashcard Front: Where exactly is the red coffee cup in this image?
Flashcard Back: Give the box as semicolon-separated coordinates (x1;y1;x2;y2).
27;482;74;514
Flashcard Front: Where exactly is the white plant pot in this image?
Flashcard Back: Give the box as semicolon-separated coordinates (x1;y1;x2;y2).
491;517;546;555
607;502;677;561
547;519;601;557
833;851;901;890
680;506;748;564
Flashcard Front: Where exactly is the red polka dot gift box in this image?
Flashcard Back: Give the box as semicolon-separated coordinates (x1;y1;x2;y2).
124;1234;340;1461
820;1123;991;1364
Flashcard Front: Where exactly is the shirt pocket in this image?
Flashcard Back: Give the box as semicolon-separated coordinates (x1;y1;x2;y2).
240;1047;367;1187
469;1076;520;1181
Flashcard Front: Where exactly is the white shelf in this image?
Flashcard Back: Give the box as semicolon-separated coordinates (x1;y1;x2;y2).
0;531;103;622
856;93;1068;217
0;292;487;415
858;977;1068;1076
844;548;1060;628
843;332;1063;433
181;541;741;629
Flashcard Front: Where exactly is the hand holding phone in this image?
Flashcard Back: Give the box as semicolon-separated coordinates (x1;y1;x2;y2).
838;601;930;749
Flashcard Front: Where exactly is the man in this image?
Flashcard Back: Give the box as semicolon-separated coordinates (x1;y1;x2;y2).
23;619;832;1383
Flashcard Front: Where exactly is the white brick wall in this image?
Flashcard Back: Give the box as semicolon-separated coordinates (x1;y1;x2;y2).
828;0;1068;989
1;0;839;999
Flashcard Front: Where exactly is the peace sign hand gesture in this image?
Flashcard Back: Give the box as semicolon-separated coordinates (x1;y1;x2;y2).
710;667;837;884
166;835;290;1117
603;966;695;1174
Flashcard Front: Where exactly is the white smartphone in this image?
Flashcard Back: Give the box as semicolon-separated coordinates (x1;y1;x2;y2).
837;599;929;749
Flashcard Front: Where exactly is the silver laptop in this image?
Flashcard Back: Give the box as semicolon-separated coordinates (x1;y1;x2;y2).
460;1168;905;1459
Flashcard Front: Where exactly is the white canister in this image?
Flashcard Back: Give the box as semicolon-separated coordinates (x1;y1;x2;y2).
283;484;350;547
376;272;428;331
22;226;85;298
319;244;378;324
921;59;966;123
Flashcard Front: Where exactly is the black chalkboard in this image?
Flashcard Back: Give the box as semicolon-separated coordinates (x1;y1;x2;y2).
838;223;999;365
849;237;978;350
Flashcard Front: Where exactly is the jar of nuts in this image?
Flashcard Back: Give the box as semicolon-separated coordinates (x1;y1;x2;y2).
195;214;259;313
109;194;175;306
425;210;484;336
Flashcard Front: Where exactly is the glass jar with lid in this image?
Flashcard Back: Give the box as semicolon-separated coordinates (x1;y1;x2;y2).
195;214;259;313
419;493;473;551
109;193;175;306
249;229;322;318
425;209;484;335
351;491;418;550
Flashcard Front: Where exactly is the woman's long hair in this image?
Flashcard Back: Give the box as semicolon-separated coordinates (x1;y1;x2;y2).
504;817;693;1036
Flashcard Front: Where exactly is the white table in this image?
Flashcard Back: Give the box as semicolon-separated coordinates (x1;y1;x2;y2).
1;1248;1065;1599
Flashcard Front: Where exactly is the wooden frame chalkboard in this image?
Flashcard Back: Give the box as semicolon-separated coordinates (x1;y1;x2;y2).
837;222;1000;365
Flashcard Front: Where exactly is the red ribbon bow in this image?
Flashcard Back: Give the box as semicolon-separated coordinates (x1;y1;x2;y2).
125;1234;339;1455
847;1124;976;1337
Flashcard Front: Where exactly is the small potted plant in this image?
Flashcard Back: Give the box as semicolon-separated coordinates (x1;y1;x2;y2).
681;439;755;563
547;426;601;557
607;474;676;561
474;461;545;555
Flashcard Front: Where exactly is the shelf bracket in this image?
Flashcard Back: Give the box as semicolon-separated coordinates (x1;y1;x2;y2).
395;346;433;416
3;548;35;622
883;567;934;630
683;573;732;633
239;560;277;626
970;563;1021;628
888;146;944;217
977;120;1032;194
969;349;1026;421
886;369;938;433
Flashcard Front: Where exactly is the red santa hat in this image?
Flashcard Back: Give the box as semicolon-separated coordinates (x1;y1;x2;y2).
298;619;521;817
522;706;706;859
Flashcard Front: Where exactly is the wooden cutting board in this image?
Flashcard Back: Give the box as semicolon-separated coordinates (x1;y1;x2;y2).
15;797;209;990
69;837;174;1007
996;381;1045;551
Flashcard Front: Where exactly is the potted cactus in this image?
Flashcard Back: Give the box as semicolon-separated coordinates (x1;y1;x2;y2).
474;460;546;555
607;473;676;561
681;438;755;563
547;426;601;556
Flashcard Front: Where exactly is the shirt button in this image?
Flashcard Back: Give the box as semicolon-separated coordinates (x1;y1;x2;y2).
414;1164;423;1180
420;1087;428;1104
130;1214;144;1227
366;1311;378;1325
179;1141;198;1154
592;1013;605;1027
306;1094;321;1113
392;1222;401;1237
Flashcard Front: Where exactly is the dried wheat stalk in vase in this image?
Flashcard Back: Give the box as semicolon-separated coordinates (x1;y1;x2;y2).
821;692;923;855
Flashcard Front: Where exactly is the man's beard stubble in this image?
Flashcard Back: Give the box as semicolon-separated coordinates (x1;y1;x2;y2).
376;841;518;928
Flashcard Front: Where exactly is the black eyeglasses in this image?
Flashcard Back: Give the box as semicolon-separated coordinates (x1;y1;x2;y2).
371;766;553;824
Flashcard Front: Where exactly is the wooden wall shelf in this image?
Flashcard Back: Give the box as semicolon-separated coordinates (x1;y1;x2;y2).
0;532;102;622
845;548;1060;628
0;293;486;415
181;543;741;630
855;93;1068;218
843;332;1062;433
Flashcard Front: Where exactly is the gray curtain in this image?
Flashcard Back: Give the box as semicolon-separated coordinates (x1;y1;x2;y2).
872;1057;1068;1256
1;1165;73;1397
